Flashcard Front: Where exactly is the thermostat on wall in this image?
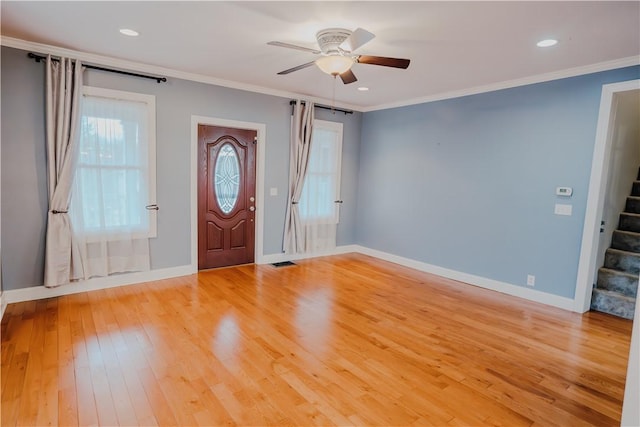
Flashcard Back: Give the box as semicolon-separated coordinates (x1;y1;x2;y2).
556;187;573;197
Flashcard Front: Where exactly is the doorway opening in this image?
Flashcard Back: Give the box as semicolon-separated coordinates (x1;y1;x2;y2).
575;80;640;312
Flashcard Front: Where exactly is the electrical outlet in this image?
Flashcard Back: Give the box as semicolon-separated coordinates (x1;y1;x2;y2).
527;275;535;287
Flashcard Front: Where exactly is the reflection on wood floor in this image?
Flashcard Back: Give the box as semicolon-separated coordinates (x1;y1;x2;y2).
1;253;632;426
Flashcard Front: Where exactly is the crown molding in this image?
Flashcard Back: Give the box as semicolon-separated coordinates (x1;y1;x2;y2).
0;36;364;112
2;36;637;114
363;56;640;112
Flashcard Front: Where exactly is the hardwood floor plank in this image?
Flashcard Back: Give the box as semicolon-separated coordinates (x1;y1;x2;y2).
115;349;159;426
136;366;179;426
1;254;633;426
57;387;78;426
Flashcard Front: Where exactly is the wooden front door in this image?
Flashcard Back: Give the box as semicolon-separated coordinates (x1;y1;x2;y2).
198;125;256;269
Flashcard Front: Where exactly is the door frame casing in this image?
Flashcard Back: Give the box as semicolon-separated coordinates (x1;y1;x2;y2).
574;79;640;312
191;116;266;269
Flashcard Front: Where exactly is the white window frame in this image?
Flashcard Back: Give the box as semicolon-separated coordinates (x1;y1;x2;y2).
75;86;157;240
299;119;343;225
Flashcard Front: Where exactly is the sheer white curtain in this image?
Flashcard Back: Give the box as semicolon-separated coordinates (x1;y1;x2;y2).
44;56;84;287
69;93;151;279
297;124;341;253
283;100;314;254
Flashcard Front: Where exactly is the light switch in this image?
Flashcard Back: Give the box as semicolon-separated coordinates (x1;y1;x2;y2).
554;204;572;216
270;187;278;196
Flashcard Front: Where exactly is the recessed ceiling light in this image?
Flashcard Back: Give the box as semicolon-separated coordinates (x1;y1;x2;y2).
536;39;558;48
119;28;139;37
358;87;369;91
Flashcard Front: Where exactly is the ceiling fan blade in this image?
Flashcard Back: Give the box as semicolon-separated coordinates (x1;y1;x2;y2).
340;28;375;52
267;41;321;55
356;55;410;69
277;61;316;75
339;69;357;84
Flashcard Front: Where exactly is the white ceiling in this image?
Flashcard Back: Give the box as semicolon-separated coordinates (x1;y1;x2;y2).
1;1;639;111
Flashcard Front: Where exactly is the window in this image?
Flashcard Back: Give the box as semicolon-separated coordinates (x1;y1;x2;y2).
298;119;343;224
71;86;156;239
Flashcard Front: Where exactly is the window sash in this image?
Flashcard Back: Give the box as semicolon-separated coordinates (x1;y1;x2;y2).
72;86;157;240
299;119;343;225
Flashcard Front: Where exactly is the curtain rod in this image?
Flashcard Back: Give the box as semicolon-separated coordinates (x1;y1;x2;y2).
28;52;167;83
289;100;353;115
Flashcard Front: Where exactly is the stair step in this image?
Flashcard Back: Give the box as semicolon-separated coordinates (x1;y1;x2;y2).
625;196;640;214
611;230;640;253
604;248;640;275
590;288;636;319
619;212;640;233
632;181;640;197
596;268;638;297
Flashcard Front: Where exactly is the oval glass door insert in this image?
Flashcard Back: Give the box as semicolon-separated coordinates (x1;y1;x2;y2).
214;143;240;214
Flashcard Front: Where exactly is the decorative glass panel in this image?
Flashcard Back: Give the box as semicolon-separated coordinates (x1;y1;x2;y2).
214;143;240;214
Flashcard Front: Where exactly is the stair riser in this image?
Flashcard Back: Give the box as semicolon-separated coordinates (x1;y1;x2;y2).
611;231;640;253
619;214;640;233
605;250;640;275
632;182;640;197
591;290;635;320
596;269;638;298
625;198;640;214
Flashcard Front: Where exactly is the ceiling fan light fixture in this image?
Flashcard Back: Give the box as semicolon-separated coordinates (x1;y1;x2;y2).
536;38;558;47
119;28;139;37
315;55;354;76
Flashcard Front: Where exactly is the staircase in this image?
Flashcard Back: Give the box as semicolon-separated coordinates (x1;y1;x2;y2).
590;178;640;319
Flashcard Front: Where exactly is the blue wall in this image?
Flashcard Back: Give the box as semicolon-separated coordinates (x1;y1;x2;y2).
0;46;362;290
3;41;638;300
357;66;640;298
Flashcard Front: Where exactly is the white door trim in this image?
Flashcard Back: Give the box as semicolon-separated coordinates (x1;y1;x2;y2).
574;79;640;312
190;116;267;270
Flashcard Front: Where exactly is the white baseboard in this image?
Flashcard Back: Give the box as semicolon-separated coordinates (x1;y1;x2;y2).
2;264;196;305
353;245;576;311
2;245;576;313
0;293;7;321
259;244;360;265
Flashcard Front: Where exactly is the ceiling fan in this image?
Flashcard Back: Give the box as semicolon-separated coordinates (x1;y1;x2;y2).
267;28;410;84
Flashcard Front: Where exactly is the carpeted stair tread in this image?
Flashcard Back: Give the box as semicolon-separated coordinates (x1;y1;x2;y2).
611;229;640;253
619;212;640;233
596;268;638;298
625;196;640;214
631;181;640;197
590;288;635;320
604;248;640;275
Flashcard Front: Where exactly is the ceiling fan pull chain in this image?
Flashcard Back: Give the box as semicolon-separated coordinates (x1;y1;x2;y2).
332;75;337;114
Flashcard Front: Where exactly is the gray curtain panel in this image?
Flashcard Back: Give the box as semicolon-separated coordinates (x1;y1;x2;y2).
283;100;314;254
44;56;84;287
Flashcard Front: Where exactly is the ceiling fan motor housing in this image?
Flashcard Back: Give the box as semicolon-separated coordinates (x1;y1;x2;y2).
316;28;352;54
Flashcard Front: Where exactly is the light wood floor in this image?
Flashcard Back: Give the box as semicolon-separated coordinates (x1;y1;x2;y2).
1;253;633;426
